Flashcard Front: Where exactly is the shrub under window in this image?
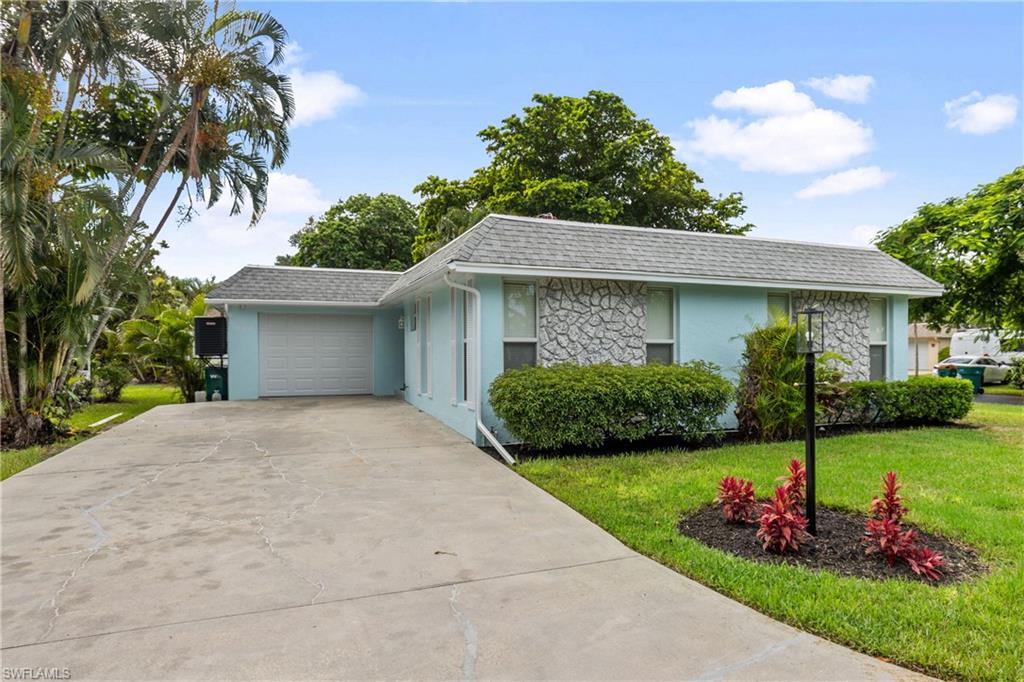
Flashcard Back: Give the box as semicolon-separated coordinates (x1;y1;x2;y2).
489;361;732;451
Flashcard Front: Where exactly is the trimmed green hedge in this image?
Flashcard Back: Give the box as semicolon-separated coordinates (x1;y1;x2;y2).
489;362;732;451
842;376;974;425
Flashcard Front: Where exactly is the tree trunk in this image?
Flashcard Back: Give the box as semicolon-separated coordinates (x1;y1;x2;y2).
52;59;84;158
61;176;190;392
14;8;31;64
17;293;28;409
118;79;180;204
0;263;22;418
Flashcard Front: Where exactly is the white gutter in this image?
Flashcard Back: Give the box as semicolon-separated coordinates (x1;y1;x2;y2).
444;271;516;466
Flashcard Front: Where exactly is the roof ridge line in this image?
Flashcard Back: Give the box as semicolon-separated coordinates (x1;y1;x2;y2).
487;213;888;254
244;264;401;275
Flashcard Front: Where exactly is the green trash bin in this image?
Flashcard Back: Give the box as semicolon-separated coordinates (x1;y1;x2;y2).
204;366;228;401
936;365;958;378
955;366;984;394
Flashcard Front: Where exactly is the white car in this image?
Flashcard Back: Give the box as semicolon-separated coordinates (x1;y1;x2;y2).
934;355;1012;384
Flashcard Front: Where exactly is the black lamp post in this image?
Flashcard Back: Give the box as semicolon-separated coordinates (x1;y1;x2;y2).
796;307;824;535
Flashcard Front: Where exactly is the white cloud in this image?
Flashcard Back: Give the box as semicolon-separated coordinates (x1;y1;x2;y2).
711;80;815;115
804;74;875;103
795;166;893;199
200;172;329;247
281;42;364;127
944;92;1019;134
848;224;881;247
679;107;873;174
155;171;331;279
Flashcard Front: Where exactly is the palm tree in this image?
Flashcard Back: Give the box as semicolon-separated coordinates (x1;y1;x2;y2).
69;5;292;376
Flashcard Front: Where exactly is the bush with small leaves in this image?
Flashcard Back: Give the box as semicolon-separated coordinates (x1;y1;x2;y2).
716;476;756;523
94;362;132;403
489;361;732;451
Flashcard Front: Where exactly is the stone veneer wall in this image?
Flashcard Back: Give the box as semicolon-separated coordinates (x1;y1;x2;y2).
792;290;871;380
536;278;647;366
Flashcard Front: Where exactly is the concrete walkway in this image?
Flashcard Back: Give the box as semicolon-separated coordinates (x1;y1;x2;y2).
1;398;925;680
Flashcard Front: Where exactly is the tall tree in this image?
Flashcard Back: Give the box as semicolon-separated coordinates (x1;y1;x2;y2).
876;167;1023;332
413;90;750;258
278;193;418;271
1;1;292;445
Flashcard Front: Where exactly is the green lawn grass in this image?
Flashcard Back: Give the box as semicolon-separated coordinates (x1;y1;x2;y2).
1;384;182;481
984;384;1023;397
517;403;1024;681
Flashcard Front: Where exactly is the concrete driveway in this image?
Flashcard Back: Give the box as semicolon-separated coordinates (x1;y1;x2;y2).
2;398;923;680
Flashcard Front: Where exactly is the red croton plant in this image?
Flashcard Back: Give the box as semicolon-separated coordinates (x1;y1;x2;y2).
757;486;809;553
715;476;756;523
863;471;945;581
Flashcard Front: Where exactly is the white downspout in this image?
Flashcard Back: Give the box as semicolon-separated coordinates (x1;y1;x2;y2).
444;271;516;465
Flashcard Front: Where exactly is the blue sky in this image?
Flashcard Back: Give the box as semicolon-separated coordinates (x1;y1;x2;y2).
153;2;1023;280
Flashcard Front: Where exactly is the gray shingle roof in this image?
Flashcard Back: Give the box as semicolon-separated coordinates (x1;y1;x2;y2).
211;216;942;306
207;266;401;304
381;214;942;300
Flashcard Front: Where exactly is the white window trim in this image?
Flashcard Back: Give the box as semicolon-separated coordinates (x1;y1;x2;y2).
449;288;458;405
869;296;888;380
646;286;676;363
502;280;538;369
425;295;432;396
413;298;420;394
461;278;476;409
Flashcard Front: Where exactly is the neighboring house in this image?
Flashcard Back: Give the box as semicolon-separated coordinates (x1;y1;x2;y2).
908;323;956;376
207;214;943;447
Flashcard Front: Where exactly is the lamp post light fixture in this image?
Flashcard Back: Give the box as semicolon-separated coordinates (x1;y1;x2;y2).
796;307;824;535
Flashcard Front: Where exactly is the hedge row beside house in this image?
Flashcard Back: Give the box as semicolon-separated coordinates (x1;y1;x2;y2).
842;376;974;425
489;362;733;451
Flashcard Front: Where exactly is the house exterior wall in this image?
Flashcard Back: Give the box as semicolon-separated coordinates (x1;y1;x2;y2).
676;284;769;429
788;291;908;381
401;281;480;442
224;304;404;400
791;290;871;380
536;278;647;366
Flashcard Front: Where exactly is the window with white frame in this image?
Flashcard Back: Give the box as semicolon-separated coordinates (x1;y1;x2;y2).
869;297;887;381
419;295;431;395
646;287;675;365
503;281;537;369
767;292;790;321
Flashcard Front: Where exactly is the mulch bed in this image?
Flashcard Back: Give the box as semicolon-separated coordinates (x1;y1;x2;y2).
677;505;986;584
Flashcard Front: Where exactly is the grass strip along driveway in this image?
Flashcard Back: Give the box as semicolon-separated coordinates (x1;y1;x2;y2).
518;403;1023;681
1;384;181;480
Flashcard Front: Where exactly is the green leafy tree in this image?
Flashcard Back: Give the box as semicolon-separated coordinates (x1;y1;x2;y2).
121;295;206;403
876;167;1023;332
278;193;418;271
413;91;750;259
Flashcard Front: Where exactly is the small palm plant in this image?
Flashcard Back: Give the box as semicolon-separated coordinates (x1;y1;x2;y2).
122;295;207;403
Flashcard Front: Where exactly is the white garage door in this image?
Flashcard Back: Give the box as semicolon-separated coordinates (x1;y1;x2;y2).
259;314;373;397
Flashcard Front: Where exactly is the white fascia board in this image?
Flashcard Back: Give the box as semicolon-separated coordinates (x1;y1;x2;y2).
206;298;380;308
447;262;945;298
377;270;448;306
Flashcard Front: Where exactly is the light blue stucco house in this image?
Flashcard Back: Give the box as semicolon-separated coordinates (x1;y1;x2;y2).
207;214;944;455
